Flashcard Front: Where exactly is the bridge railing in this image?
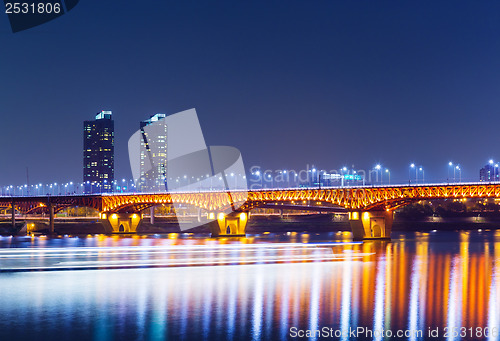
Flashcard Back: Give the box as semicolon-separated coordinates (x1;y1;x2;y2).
2;180;500;198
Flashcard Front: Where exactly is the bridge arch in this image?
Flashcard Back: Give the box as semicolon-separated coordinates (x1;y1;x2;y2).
371;224;382;238
101;192;249;214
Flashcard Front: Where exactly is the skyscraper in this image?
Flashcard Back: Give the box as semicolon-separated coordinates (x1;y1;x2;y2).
83;111;114;193
138;113;167;192
480;163;499;182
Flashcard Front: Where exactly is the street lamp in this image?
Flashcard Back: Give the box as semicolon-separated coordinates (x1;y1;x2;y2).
410;163;416;184
448;162;454;182
266;173;273;188
253;170;263;188
341;167;347;187
230;172;237;188
488;160;498;182
385;168;390;185
375;164;381;184
311;168;316;187
419;167;424;184
456;165;461;183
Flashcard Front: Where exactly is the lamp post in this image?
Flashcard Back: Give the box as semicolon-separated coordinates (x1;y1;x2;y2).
318;170;326;189
283;170;289;188
419;167;424;184
375;164;381;184
230;172;237;188
385;168;390;185
410;163;416;184
456;165;461;183
252;170;263;188
489;160;498;182
266;174;274;188
341;167;347;187
448;162;453;182
489;160;494;182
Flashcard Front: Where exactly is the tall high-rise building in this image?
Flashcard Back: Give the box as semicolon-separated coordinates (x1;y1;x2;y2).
83;111;114;193
480;163;499;182
138;113;167;192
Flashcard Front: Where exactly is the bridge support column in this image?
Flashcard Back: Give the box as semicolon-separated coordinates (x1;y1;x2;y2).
150;206;155;225
11;201;15;228
101;213;143;233
349;210;393;241
197;207;202;223
49;204;54;235
210;212;248;237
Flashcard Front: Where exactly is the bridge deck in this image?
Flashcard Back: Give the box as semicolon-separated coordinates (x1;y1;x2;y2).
1;182;499;214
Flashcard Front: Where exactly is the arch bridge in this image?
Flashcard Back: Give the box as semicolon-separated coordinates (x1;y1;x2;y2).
1;183;499;240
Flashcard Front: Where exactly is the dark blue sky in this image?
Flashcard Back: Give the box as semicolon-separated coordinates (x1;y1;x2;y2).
1;1;500;185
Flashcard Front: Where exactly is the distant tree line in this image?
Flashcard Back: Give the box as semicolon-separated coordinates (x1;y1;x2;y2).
396;199;500;219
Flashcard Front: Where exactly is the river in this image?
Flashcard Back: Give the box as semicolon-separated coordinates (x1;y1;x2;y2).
0;230;498;340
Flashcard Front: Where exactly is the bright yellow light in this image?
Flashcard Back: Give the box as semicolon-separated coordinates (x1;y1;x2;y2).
239;212;247;221
362;212;369;220
102;213;107;219
351;212;359;220
218;213;225;221
111;214;117;219
132;214;138;218
208;212;215;220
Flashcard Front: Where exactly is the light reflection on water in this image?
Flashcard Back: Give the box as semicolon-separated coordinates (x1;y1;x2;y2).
0;231;499;340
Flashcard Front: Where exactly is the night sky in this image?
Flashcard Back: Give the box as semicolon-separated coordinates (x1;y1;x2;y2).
2;1;500;185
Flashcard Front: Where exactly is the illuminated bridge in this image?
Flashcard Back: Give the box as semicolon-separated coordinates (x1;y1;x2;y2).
2;182;500;240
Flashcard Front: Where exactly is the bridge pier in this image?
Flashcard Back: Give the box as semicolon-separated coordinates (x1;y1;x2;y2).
11;201;15;228
349;210;393;241
150;206;155;225
210;212;248;237
49;204;54;234
101;213;143;233
197;207;202;223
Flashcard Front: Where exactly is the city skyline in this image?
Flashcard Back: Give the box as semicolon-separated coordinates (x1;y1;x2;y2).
1;103;499;188
2;2;500;184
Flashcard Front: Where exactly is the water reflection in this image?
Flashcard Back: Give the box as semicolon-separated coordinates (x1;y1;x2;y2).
0;231;499;340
